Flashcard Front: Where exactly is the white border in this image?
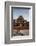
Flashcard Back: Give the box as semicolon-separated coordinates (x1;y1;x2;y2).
9;5;32;40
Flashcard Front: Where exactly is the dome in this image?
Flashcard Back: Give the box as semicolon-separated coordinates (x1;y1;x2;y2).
17;16;24;23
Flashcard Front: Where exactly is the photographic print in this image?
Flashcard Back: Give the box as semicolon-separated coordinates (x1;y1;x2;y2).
5;2;35;44
12;7;29;36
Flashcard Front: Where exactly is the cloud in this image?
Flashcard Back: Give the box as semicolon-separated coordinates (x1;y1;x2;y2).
13;7;32;22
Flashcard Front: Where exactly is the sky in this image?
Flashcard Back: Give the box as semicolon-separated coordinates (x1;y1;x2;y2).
11;7;32;22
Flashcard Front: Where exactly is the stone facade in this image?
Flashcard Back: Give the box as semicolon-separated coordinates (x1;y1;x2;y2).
12;16;29;36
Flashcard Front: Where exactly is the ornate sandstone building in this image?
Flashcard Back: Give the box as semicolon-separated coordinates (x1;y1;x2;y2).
12;16;29;36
